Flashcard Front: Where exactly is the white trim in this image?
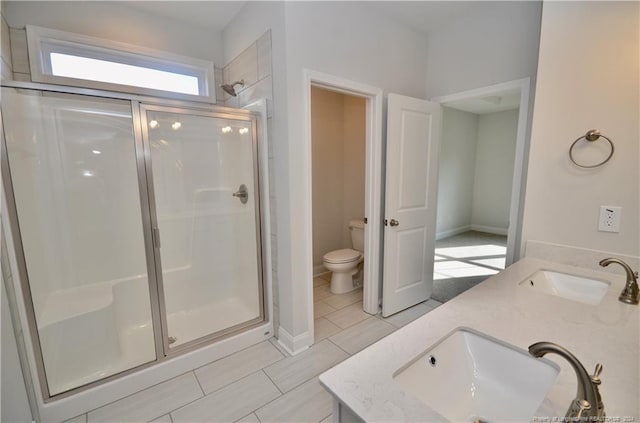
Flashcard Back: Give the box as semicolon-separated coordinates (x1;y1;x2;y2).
469;224;509;236
26;25;216;103
302;69;384;336
435;225;471;241
276;326;311;356
431;77;531;266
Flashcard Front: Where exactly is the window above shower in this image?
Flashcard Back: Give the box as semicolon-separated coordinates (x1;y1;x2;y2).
26;25;216;103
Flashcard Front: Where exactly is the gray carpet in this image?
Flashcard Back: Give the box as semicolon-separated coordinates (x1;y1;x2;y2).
432;275;488;303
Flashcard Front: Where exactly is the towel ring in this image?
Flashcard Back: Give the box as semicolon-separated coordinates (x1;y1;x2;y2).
569;129;614;169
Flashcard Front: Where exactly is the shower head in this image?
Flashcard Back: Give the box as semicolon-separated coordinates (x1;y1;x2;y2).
220;80;245;97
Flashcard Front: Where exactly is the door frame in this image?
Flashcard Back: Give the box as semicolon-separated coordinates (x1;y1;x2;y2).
302;70;384;335
430;78;531;265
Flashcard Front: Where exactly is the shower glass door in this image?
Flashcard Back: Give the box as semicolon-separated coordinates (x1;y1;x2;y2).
1;88;158;396
141;105;263;350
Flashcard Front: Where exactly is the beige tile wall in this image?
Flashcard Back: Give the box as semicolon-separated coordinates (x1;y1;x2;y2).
222;30;279;335
8;27;29;81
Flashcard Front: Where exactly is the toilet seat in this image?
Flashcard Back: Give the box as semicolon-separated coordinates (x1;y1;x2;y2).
323;249;362;264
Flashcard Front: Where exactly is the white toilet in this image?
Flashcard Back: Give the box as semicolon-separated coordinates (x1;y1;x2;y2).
322;219;365;294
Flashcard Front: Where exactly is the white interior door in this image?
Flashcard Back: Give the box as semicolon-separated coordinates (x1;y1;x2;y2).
382;94;441;317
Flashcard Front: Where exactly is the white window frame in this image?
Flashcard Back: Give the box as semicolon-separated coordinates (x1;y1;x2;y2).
26;25;216;103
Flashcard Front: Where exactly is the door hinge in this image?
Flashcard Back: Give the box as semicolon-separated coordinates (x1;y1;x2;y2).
364;217;368;224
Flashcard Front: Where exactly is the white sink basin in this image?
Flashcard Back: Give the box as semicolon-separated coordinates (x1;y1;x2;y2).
519;270;610;305
393;328;559;423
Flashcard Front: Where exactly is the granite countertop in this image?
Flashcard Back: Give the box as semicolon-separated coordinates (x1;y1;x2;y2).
319;257;639;422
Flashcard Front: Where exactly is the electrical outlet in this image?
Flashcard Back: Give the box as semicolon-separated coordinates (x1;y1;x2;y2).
598;206;621;232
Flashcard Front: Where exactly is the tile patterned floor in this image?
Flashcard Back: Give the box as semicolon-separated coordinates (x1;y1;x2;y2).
70;273;442;423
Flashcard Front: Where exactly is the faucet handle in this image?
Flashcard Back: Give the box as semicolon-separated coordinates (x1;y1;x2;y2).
568;399;592;418
591;363;603;383
591;363;606;418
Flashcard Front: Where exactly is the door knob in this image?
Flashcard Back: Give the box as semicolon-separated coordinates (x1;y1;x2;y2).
389;219;399;227
232;184;248;204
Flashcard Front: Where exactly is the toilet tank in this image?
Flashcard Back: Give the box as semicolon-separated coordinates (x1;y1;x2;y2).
349;219;365;252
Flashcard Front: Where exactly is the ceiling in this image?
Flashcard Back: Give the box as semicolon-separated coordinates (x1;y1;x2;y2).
368;1;496;34
443;90;521;115
120;1;247;32
119;1;496;34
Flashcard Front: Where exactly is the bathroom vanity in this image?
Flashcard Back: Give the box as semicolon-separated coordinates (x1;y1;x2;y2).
319;258;639;422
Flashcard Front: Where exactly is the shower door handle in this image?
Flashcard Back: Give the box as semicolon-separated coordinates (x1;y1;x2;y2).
232;184;249;204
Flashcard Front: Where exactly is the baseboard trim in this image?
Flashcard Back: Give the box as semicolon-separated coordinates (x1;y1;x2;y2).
436;225;471;240
470;224;508;236
277;326;311;356
313;265;328;277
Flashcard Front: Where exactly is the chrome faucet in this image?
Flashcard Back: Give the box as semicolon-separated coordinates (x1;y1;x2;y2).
529;342;605;420
599;257;639;305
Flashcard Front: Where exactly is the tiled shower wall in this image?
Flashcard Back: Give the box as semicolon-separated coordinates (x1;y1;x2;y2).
5;25;28;81
1;13;13;79
221;30;279;335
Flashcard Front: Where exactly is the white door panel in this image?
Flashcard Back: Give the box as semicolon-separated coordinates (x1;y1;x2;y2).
382;94;441;317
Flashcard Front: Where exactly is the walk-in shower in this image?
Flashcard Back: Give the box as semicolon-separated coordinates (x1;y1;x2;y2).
1;84;270;411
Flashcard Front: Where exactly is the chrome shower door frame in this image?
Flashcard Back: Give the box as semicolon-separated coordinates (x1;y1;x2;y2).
0;81;267;403
137;103;266;357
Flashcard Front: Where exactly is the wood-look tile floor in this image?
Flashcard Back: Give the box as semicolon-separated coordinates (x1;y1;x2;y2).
70;273;442;423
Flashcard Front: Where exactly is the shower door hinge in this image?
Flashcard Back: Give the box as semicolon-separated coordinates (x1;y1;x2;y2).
152;227;161;248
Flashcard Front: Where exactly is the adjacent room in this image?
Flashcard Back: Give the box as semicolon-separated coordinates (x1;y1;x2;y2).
434;90;521;302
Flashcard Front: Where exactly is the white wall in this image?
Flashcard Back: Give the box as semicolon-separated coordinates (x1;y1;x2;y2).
2;1;224;65
472;109;519;232
311;87;366;268
281;1;430;339
425;1;542;99
426;1;541;261
436;107;518;238
221;1;288;338
522;2;639;258
435;107;478;238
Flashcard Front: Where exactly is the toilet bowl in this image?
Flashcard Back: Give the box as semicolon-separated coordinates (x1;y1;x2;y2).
322;219;365;294
323;249;363;294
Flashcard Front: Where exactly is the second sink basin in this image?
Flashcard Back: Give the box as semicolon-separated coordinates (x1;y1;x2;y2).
519;270;610;305
393;328;559;423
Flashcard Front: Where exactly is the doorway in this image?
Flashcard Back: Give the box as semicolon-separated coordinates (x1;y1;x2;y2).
310;86;367;324
431;79;530;302
302;71;384;344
